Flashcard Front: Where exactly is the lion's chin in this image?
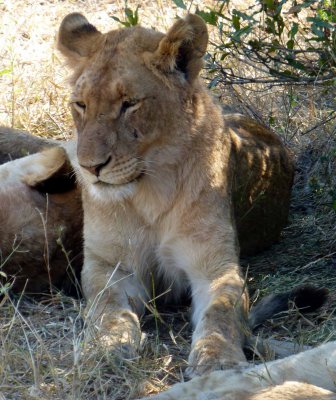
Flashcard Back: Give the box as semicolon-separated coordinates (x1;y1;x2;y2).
75;162;144;202
86;179;140;203
99;171;144;186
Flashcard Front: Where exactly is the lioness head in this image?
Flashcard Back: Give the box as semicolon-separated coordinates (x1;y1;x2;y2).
58;13;208;200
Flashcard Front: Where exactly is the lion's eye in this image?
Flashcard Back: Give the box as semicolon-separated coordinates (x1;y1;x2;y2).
74;101;86;111
120;99;138;114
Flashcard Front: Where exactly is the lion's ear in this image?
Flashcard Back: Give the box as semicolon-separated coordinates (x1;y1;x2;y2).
57;13;103;67
152;14;208;82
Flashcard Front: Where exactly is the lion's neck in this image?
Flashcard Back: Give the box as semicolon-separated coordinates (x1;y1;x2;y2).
132;99;230;225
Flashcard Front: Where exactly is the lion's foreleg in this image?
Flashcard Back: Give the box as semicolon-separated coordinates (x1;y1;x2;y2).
186;268;249;376
81;256;148;358
167;233;248;376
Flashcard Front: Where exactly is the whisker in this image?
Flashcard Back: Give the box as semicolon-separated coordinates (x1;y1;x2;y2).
142;171;157;179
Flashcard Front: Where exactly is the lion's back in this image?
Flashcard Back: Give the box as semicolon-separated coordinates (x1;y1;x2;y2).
226;114;294;256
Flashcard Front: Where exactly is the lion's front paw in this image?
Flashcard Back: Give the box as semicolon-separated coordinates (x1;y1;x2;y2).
98;332;140;360
84;310;142;360
186;336;248;377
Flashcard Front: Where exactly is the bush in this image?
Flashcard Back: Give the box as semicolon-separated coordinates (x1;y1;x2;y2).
179;0;336;87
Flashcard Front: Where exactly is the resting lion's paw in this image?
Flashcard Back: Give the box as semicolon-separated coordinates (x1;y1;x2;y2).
82;329;141;362
186;345;248;377
83;312;143;360
97;333;139;360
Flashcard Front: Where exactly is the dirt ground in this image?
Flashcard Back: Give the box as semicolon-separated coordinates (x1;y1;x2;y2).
0;1;335;399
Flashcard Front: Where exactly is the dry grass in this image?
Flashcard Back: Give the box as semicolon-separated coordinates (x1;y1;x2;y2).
0;0;335;399
0;291;192;399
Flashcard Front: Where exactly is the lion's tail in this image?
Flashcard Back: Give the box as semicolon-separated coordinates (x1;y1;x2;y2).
246;285;328;358
0;126;58;164
248;284;328;329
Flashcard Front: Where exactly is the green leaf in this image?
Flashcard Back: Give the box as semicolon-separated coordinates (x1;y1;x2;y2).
111;15;130;27
0;67;12;76
332;199;336;210
276;16;285;35
232;25;252;40
232;9;255;21
307;17;334;28
317;9;330;21
265;17;276;34
248;39;261;50
208;76;221;89
232;14;240;30
125;6;139;26
125;8;133;18
289;22;299;38
311;24;325;38
111;6;139;27
268;114;276;126
286;39;294;50
265;0;275;9
286;58;307;71
172;0;187;10
196;9;218;26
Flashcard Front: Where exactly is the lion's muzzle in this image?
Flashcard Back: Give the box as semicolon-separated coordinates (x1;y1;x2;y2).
79;154;143;186
80;155;112;177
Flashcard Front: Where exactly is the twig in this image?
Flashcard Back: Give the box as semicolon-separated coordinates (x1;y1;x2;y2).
301;111;336;136
293;252;336;273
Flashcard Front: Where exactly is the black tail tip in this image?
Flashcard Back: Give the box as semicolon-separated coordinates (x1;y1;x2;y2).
289;285;329;312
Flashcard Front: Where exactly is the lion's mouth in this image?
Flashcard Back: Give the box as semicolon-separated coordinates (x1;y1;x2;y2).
94;171;144;187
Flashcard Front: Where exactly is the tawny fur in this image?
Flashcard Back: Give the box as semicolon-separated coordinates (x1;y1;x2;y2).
0;126;56;164
139;341;336;399
56;13;294;375
0;146;82;294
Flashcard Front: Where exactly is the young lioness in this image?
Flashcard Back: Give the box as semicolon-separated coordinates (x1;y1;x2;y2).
57;13;294;375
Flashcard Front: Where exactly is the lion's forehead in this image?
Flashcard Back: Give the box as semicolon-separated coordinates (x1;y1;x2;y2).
74;70;122;102
104;25;163;54
72;26;164;96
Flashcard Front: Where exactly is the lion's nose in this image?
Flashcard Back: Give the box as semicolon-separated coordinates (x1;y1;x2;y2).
80;156;111;177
